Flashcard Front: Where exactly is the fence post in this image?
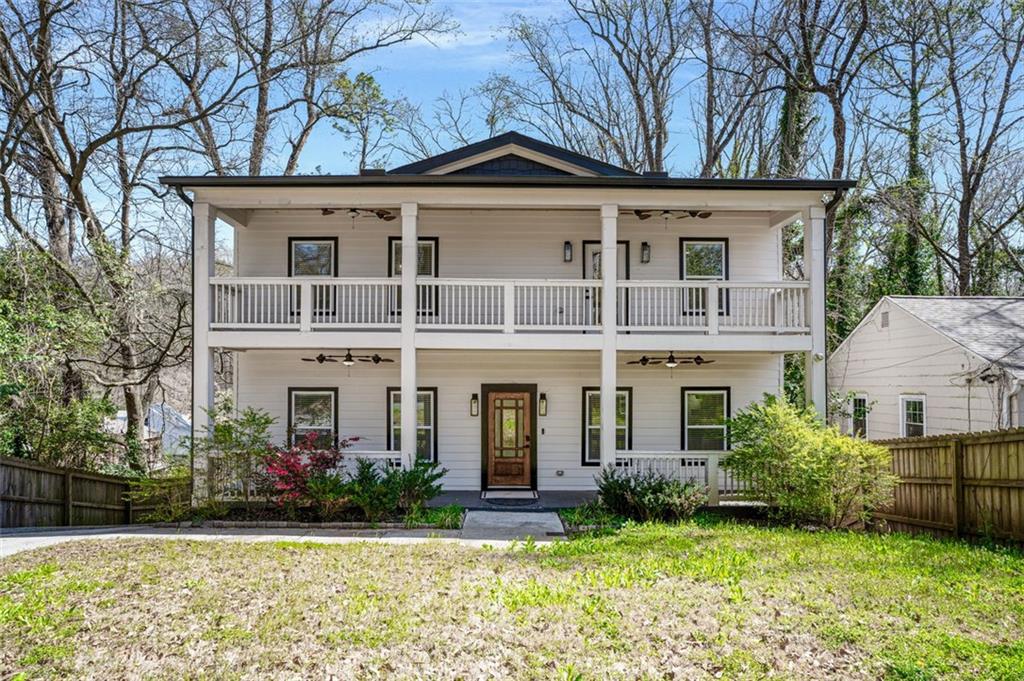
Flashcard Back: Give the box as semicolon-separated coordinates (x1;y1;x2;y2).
124;482;133;525
64;470;73;526
951;438;964;538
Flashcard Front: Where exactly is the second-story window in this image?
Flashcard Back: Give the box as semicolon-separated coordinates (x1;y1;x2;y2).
389;237;439;315
289;237;337;277
680;238;728;315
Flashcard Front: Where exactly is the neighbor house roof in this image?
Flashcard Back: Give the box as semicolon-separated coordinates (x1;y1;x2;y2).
160;131;856;190
888;296;1024;380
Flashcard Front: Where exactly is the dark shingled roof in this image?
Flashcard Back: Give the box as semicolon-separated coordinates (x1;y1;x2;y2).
888;297;1024;380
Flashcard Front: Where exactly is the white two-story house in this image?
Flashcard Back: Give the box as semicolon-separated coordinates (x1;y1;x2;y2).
163;133;848;504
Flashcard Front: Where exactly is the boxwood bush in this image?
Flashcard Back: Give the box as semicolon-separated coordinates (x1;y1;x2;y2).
596;467;707;522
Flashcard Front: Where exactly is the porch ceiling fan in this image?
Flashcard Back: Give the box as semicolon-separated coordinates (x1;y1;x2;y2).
626;353;716;368
630;209;713;220
301;350;395;367
320;207;397;227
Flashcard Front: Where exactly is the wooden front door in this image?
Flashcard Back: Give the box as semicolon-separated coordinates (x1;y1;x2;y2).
486;390;532;487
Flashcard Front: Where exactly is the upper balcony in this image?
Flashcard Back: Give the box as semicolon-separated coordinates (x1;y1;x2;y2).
208;277;810;337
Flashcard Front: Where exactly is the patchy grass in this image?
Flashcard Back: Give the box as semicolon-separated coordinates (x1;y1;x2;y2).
1;520;1022;679
404;503;465;529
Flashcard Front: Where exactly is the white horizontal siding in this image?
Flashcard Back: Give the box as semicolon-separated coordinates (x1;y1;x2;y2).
235;209;781;282
236;349;782;490
829;300;1004;439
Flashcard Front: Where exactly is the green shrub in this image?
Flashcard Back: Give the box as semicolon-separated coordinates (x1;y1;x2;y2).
347;458;400;522
596;468;708;522
125;464;192;522
305;472;351;521
725;395;898;528
388;459;447;514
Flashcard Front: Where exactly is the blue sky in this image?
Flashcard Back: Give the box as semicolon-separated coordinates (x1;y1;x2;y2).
296;0;693;174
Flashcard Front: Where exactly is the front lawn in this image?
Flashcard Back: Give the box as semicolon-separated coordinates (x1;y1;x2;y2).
2;520;1022;679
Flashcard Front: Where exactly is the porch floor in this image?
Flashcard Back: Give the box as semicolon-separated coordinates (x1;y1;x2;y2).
429;490;597;511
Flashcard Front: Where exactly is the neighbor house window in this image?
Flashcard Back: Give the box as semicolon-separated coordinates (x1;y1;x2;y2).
851;395;869;438
900;395;926;437
288;388;337;447
582;388;632;465
683;388;729;450
289;237;337;276
680;239;728;314
387;388;437;461
389;237;438;315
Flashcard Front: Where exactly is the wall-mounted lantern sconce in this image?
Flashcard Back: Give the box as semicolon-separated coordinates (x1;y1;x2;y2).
539;392;548;416
640;241;651;264
470;393;479;417
563;241;573;263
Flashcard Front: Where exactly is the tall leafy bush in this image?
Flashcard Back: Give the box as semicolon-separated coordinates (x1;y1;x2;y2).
596;468;707;522
725;396;897;528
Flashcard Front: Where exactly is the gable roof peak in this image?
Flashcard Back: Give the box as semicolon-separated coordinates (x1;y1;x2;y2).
388;131;639;177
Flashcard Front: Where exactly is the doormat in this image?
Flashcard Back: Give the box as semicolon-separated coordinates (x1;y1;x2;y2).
481;490;538;500
485;498;540;507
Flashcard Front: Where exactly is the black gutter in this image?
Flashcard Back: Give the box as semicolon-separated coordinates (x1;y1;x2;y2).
159;174;856;191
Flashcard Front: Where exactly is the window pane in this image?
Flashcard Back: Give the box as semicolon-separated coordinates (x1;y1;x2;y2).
615;428;626;450
293;393;333;428
616;393;627;427
587;391;601;425
684;243;724;279
587;428;601;462
687;392;725;426
904;398;924;437
688;427;726;451
292;242;333;276
417;242;434;276
852;397;868;436
392;241;402;275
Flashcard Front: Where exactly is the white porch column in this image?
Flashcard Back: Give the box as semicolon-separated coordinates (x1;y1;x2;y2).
803;205;827;420
600;204;619;468
192;202;216;504
400;203;418;469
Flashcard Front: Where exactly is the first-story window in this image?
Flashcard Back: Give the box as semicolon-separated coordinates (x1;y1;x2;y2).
851;395;869;438
900;395;926;437
387;388;437;461
288;388;337;448
683;388;729;450
582;387;632;465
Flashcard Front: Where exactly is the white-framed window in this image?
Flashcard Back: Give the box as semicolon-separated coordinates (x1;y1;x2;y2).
289;388;337;447
289;238;336;277
900;395;926;437
387;388;437;461
850;395;869;438
683;388;729;451
582;388;631;465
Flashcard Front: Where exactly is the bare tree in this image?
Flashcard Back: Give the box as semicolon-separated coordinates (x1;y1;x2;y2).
165;0;454;176
927;0;1024;295
487;0;694;172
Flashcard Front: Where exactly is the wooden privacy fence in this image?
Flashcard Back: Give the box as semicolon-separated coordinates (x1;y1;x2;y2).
874;428;1024;542
1;456;190;529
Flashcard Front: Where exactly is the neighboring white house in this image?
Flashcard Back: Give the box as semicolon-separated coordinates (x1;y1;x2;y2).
830;296;1024;440
162;132;848;503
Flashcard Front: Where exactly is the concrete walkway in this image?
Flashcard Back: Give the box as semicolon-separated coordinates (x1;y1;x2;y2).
0;510;566;558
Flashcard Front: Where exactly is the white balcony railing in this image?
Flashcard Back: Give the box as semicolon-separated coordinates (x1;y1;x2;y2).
614;450;751;505
617;281;809;333
209;277;808;335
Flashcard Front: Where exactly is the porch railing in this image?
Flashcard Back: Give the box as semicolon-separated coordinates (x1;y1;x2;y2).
616;281;809;333
209;277;808;335
614;451;750;505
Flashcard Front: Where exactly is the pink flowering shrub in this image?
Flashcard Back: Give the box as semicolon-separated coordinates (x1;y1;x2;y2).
262;432;359;504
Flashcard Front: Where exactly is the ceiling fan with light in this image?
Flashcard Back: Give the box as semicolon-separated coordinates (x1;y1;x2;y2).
320;207;397;227
301;350;395;367
630;209;713;221
626;353;715;368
